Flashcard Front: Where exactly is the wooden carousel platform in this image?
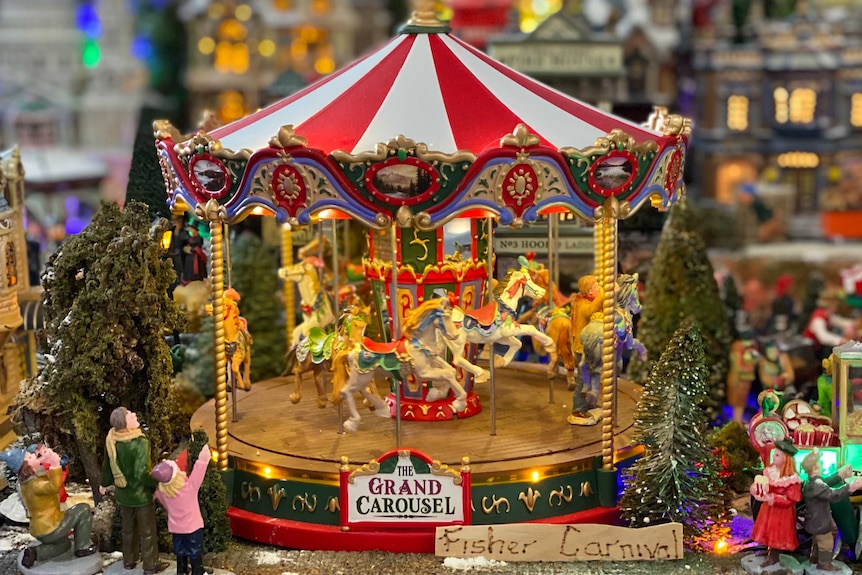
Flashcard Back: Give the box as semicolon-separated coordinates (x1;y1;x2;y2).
192;363;643;479
193;363;643;552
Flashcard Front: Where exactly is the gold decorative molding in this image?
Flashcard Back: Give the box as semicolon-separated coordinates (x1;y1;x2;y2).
340;455;350;473
364;257;488;285
326;497;340;513
395;205;414;227
408;230;430;261
460;456;470;474
347;459;381;484
481;495;510;514
269;125;308;149
332;137;476;165
580;481;593;497
548;485;574;506
591;197;629;222
240;481;261;502
194;198;228;223
268;485;286;510
518;487;541;512
292;493;318;512
406;0;445;28
644;107;692;137
500;123;541;148
153;120;183;142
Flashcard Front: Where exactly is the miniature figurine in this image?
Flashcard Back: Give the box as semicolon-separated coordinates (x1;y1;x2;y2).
769;274;797;335
749;439;803;569
727;329;760;423
758;340;795;400
803;290;855;361
801;449;862;572
182;225;208;284
101;407;169;575
568;275;604;423
739;183;786;243
816;355;834;418
18;444;97;568
152;444;211;575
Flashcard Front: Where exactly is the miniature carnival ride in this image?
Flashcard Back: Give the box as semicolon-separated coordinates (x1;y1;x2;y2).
155;0;690;553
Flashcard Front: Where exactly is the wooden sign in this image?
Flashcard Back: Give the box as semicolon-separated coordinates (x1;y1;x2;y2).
435;523;683;562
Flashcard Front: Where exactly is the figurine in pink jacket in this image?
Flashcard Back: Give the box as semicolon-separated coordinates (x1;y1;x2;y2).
152;444;210;575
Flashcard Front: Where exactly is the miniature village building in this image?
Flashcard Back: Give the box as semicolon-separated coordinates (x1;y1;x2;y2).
690;2;862;224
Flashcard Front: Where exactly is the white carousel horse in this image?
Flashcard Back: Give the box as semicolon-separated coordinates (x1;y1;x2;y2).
279;256;336;343
579;274;646;407
332;298;464;433
446;267;556;384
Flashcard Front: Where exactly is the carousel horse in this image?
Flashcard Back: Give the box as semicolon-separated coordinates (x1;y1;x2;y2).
447;267;556;384
206;288;253;391
333;298;464;433
279;257;336;343
578;274;645;407
283;302;370;407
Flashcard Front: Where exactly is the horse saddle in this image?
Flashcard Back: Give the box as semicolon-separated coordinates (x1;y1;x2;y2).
305;327;331;355
461;301;498;327
361;337;407;356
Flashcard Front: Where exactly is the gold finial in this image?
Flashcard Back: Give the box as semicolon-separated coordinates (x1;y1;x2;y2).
404;0;447;29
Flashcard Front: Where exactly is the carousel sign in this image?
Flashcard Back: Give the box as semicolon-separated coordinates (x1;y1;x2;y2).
340;449;471;528
490;43;624;74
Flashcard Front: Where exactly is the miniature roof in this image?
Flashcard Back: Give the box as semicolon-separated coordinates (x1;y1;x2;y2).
208;31;661;156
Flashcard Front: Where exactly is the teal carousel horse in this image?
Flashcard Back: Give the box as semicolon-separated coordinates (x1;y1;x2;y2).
579;274;646;407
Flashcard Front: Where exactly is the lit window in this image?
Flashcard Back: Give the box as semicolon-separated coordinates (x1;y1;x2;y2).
777;152;820;169
775;86;817;124
852;93;862;128
272;0;291;9
774;87;789;123
727;95;749;131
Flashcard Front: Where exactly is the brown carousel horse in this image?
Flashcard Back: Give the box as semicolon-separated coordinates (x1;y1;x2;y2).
206;288;253;391
283;302;371;407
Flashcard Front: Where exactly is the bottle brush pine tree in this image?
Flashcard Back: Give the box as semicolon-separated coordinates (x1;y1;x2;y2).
627;199;732;422
11;201;186;499
620;320;731;550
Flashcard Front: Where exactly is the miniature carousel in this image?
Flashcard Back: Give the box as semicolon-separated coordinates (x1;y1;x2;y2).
155;1;690;553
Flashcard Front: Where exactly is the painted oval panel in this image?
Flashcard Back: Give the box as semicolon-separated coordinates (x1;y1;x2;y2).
590;153;636;196
365;158;440;206
191;157;228;196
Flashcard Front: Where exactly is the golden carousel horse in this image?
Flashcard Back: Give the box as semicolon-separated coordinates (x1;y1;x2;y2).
206;287;253;391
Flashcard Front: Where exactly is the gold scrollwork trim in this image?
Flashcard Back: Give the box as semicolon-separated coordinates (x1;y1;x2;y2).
153;120;183;142
481;495;510;514
518;487;541;513
645;106;692;137
332;136;476;165
431;460;462;485
500;123;541;148
408;229;430;261
364;258;488;285
268;485;286;510
347;459;381;484
561;129;659;159
269;125;308;149
580;481;593;497
195;198;228;223
326;497;340;513
292;493;318;513
591;197;629;223
240;481;261;502
548;485;574;507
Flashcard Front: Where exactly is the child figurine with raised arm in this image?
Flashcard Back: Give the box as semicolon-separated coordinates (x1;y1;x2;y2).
152;444;211;575
801;449;862;573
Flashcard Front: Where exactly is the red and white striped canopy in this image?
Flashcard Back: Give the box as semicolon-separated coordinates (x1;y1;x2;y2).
211;32;661;155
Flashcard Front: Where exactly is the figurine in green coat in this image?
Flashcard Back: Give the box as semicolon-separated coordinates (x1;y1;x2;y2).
100;407;168;575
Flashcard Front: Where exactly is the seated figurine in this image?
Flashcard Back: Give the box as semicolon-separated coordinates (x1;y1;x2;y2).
18;445;97;567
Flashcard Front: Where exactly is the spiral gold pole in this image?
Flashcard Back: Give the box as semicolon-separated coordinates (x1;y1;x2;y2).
599;198;619;472
281;224;295;348
198;200;229;471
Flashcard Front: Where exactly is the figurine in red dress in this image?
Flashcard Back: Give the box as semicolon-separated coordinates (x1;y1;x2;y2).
749;439;802;567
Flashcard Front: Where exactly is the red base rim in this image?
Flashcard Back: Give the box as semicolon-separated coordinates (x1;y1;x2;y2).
227;505;623;552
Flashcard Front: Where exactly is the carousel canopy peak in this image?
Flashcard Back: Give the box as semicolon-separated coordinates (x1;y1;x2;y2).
399;0;452;34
